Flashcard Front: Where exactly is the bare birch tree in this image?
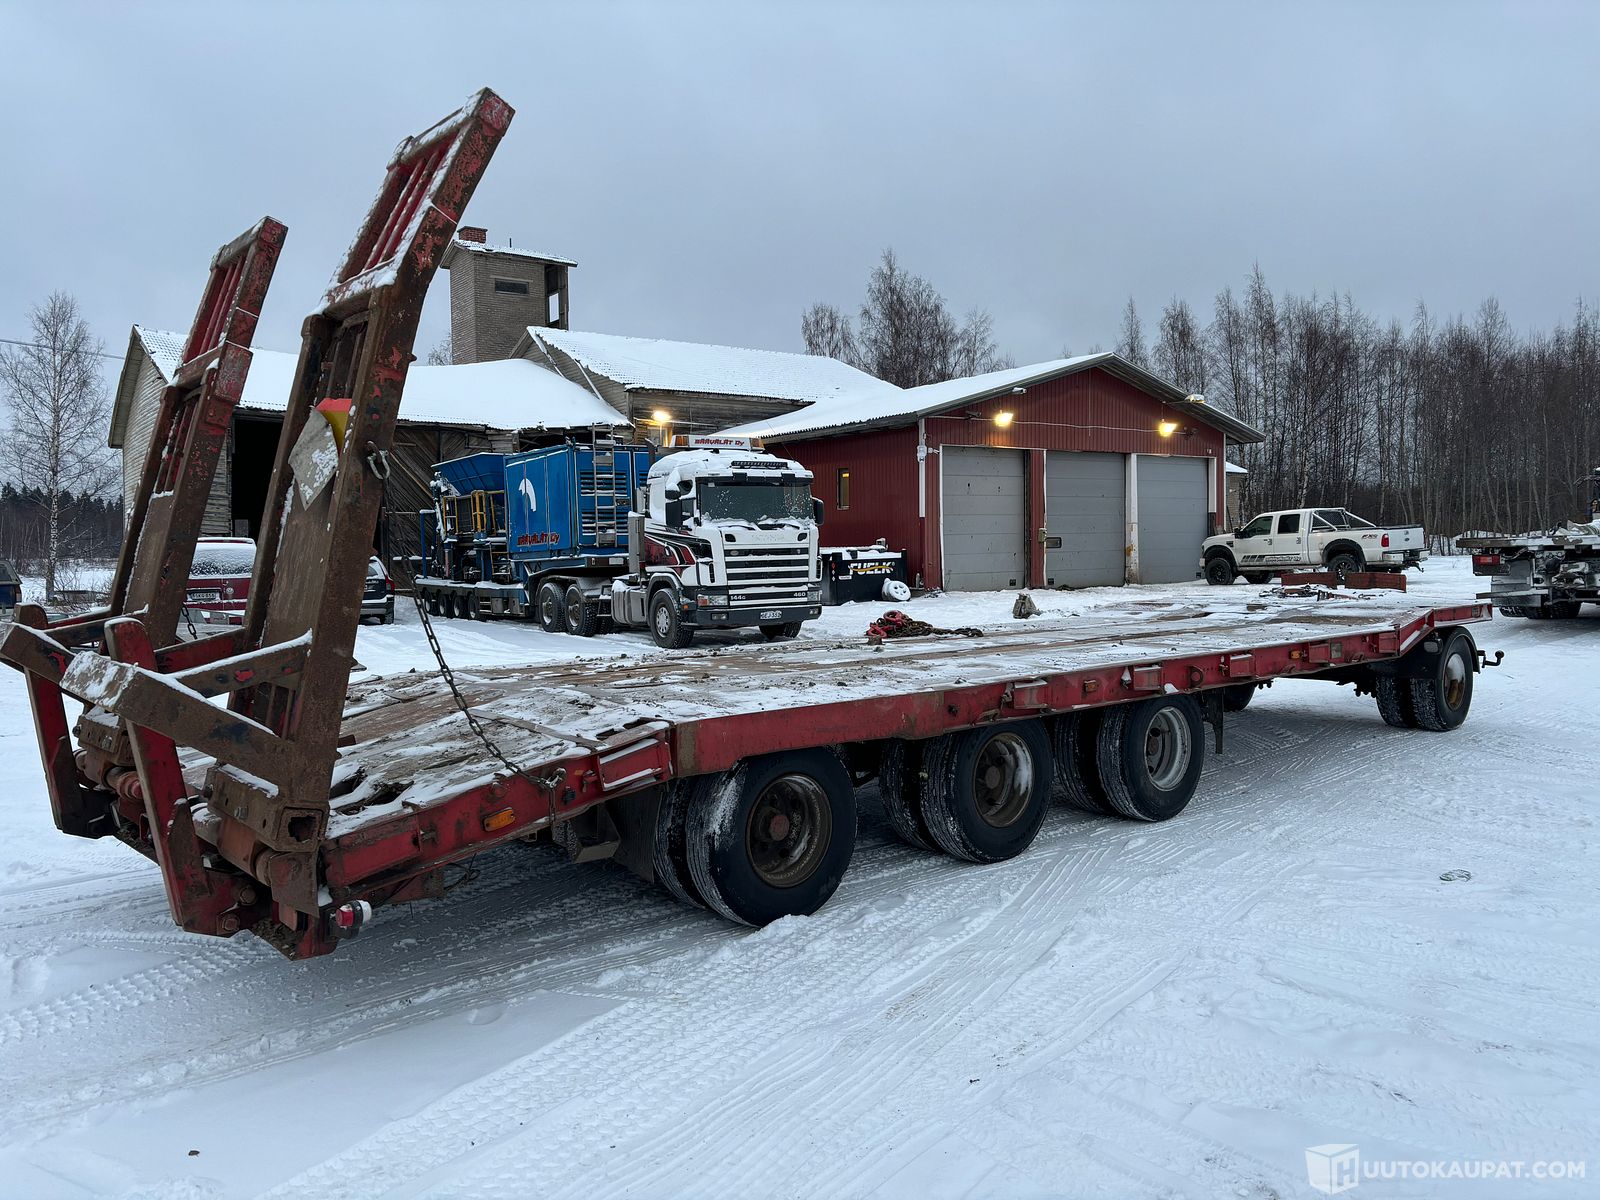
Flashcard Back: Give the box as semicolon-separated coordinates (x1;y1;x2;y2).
0;292;116;597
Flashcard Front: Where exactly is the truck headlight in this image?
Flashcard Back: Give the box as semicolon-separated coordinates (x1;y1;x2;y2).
696;593;729;608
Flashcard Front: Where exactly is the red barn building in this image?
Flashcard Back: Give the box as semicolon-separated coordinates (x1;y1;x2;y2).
725;354;1263;591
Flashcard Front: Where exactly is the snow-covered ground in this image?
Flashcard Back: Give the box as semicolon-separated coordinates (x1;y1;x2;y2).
1;559;1595;1199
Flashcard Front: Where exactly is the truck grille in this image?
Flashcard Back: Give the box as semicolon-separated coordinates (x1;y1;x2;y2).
725;546;812;608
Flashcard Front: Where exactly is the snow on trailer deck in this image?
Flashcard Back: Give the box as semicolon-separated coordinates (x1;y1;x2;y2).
326;593;1486;843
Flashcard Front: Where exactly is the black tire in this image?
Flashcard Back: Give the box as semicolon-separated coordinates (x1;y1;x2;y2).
920;720;1052;863
1499;605;1528;618
685;749;856;926
1407;629;1475;732
1050;712;1116;814
1327;548;1364;576
564;585;599;637
760;621;804;640
651;779;707;909
536;581;566;632
1243;572;1273;585
877;740;937;852
1221;683;1257;712
1095;696;1205;822
381;604;395;625
1548;601;1581;619
649;589;694;649
1374;675;1419;728
1204;555;1237;586
1526;605;1553;620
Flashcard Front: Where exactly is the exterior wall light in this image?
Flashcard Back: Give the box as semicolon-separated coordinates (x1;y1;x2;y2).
651;409;672;425
1158;420;1179;438
994;411;1015;428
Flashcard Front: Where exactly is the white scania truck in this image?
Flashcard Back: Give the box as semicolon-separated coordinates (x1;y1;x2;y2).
414;434;824;647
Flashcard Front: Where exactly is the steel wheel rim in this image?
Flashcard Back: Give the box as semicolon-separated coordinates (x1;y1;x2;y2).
1443;651;1468;709
654;603;672;637
973;732;1033;827
1144;708;1191;791
745;773;831;888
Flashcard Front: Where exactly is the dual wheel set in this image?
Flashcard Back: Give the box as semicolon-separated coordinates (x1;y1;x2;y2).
535;579;803;649
651;691;1219;928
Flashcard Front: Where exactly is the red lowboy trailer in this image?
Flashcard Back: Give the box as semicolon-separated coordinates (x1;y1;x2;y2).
0;89;1499;960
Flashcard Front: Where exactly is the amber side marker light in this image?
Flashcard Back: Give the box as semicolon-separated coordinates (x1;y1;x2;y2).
483;807;517;832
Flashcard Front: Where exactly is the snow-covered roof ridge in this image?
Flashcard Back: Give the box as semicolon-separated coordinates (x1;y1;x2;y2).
528;327;895;404
133;329;627;433
719;352;1266;444
443;238;577;268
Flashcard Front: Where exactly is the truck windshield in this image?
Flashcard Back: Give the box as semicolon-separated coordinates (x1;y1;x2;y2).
697;482;813;524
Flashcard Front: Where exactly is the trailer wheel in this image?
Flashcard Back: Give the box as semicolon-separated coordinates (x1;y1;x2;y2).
651;779;707;909
1406;629;1475;732
1050;712;1116;814
920;720;1052;862
1221;683;1257;712
878;739;937;852
1095;696;1205;822
1548;601;1582;619
760;622;803;640
686;750;855;926
649;590;694;649
564;585;600;637
530;582;561;632
1204;554;1237;585
1374;676;1419;728
1499;605;1527;618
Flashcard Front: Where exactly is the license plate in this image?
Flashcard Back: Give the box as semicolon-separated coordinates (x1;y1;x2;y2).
187;588;222;603
759;609;782;620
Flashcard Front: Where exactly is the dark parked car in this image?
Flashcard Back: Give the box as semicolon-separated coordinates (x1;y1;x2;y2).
362;556;395;624
185;538;255;625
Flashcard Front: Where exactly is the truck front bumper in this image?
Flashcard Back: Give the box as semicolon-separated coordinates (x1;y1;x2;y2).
688;601;821;629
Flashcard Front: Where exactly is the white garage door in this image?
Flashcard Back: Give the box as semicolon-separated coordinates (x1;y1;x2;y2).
1045;451;1126;588
1136;455;1210;583
941;446;1026;591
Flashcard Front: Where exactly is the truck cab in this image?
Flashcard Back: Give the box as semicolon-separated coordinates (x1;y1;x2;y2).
1202;507;1426;584
610;436;823;647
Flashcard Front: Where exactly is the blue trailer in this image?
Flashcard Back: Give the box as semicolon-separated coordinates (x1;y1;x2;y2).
414;438;654;621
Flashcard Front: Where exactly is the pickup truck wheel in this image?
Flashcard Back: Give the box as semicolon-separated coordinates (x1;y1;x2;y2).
1203;555;1237;586
1374;676;1419;728
649;590;694;649
535;581;566;632
1221;683;1257;712
1407;630;1475;732
651;779;708;909
1327;549;1364;576
686;750;855;926
564;585;600;637
1095;696;1205;822
1050;712;1116;814
760;621;804;640
919;720;1052;862
878;739;937;852
1243;572;1273;585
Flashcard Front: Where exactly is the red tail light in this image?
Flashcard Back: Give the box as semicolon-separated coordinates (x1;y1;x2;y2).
1381;533;1390;548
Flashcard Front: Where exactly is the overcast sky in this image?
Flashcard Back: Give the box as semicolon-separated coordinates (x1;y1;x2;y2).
3;0;1597;373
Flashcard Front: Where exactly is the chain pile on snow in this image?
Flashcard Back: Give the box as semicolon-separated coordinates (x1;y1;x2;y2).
866;609;983;642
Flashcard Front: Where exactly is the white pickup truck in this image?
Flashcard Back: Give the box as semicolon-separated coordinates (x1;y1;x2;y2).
1201;507;1426;585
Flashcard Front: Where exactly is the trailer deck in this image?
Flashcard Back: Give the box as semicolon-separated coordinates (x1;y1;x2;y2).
287;594;1489;893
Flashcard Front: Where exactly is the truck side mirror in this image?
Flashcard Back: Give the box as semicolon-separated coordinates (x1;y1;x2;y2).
665;498;687;528
812;497;825;527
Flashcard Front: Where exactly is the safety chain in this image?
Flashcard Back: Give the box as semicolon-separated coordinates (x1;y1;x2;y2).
393;494;569;826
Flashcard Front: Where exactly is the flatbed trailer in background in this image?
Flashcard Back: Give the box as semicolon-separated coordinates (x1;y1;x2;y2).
0;86;1500;962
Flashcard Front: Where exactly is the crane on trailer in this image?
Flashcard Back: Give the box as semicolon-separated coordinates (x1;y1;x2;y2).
0;88;1501;961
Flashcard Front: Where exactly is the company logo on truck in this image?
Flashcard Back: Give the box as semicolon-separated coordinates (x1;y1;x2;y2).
518;476;538;512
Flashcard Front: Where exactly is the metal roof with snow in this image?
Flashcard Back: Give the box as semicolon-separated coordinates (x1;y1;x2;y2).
719;353;1265;444
108;326;628;448
440;238;577;268
523;327;896;404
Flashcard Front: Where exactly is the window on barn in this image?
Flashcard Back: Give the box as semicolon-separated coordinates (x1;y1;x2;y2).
493;278;530;296
836;469;851;510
